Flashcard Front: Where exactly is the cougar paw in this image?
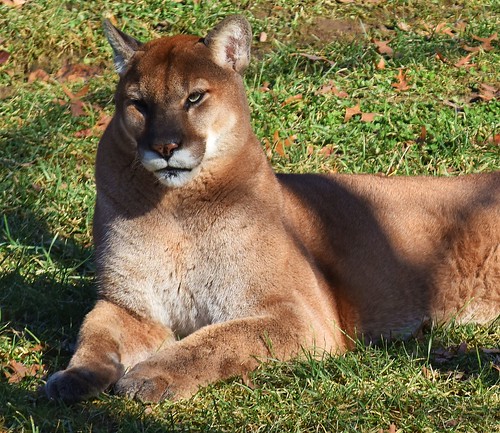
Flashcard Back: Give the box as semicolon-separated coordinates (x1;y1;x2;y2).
45;367;108;403
114;367;174;403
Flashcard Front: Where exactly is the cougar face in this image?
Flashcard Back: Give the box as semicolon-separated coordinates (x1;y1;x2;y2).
111;34;245;188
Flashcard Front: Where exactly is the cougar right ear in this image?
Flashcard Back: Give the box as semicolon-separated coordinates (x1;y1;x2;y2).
103;20;142;76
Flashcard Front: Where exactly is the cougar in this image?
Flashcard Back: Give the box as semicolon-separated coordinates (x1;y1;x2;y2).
45;15;500;403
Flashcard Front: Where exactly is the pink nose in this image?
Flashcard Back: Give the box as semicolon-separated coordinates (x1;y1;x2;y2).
152;143;179;158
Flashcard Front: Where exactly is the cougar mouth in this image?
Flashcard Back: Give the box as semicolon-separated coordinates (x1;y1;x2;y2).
157;166;192;177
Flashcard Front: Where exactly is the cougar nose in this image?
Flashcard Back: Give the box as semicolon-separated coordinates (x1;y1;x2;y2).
151;142;179;158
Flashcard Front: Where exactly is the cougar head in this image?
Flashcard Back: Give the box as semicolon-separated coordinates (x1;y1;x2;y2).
103;16;252;188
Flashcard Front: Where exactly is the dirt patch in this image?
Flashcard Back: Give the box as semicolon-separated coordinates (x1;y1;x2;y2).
299;17;365;45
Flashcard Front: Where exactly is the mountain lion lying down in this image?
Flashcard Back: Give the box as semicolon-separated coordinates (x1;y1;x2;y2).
45;15;500;403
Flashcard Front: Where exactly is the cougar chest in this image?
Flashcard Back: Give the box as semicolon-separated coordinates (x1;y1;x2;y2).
97;210;250;338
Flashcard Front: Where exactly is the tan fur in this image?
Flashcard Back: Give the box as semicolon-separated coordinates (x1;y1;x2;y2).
45;16;500;403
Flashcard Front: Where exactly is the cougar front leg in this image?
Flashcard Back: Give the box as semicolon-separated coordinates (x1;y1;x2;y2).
115;307;342;402
45;300;175;403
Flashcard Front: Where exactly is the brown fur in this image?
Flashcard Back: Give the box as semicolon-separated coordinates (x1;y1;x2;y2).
45;16;500;403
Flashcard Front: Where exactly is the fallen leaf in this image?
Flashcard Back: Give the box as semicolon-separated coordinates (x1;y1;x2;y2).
375;56;386;70
479;83;498;100
435;22;455;37
0;86;14;99
472;32;498;51
360;112;378;122
462;44;481;53
372;39;393;57
28;68;50;83
416;126;427;144
442;99;464;112
454;54;476;68
262;138;273;159
284;135;297;147
281;93;303;106
275;140;285;157
397;22;411;32
70;100;86;117
463;33;497;52
95;113;112;131
316;80;348;98
294;52;336;66
344;103;361;122
75;113;112;138
319;145;335;157
391;68;411;91
336;0;355;3
259;32;267;42
0;50;10;65
435;51;449;64
5;360;43;383
259;81;271;92
55;63;101;82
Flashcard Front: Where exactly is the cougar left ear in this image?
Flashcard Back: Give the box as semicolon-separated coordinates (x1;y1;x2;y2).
103;19;143;76
203;15;252;74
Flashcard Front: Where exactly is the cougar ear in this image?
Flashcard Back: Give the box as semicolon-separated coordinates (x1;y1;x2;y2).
103;19;142;76
203;15;252;74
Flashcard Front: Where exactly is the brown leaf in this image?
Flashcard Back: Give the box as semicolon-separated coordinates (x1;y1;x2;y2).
472;32;498;51
416;126;427;144
479;83;498;101
70;99;86;117
454;54;476;68
28;68;50;83
462;44;481;53
259;32;268;43
336;0;355;3
0;86;14;100
319;145;334;157
294;52;336;66
316;80;348;98
283;135;297;147
5;360;42;383
375;56;386;70
435;22;455;37
0;50;10;65
275;140;285;157
55;63;101;82
344;103;361;122
372;39;393;57
391;68;411;91
435;52;449;64
282;93;303;106
259;81;271;92
360;112;378;122
397;22;411;32
95;113;112;131
487;134;500;146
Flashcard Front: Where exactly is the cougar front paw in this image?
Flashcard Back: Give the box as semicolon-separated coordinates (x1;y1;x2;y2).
114;366;175;402
45;367;113;403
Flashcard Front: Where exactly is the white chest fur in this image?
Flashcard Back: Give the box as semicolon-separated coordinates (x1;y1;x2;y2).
96;212;256;338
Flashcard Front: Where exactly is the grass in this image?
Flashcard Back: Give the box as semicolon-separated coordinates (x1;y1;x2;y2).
0;0;499;431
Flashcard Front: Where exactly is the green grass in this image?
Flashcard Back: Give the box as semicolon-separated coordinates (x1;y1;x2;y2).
1;0;499;432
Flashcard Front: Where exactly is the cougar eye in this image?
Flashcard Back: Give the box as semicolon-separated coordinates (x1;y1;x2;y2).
187;92;204;105
129;99;148;115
